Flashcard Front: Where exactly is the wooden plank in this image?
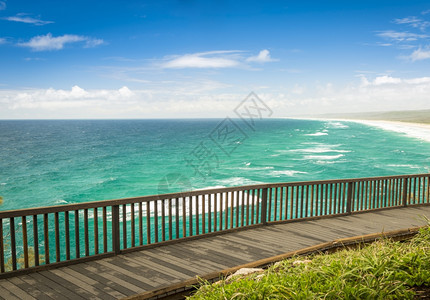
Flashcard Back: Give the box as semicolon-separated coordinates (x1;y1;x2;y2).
83;263;145;294
0;279;36;300
0;284;21;300
42;270;97;299
50;268;116;300
112;255;176;285
8;276;53;300
69;263;135;296
61;267;123;299
28;272;85;300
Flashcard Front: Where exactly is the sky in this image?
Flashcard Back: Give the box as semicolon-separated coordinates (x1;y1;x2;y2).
1;0;430;119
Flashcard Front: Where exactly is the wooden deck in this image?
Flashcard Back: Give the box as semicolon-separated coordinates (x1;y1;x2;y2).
0;205;429;300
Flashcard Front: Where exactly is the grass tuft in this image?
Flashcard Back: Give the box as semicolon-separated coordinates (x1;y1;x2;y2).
189;225;430;299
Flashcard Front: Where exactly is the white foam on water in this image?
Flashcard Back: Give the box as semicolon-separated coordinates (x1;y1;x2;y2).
289;147;350;153
238;166;275;171
326;121;349;129
304;154;345;160
305;132;328;136
215;177;261;187
270;170;308;176
387;164;422;169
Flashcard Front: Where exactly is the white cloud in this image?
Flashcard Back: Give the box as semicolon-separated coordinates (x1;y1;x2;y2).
0;1;5;10
18;33;104;51
422;9;430;15
372;75;402;85
246;49;277;63
4;14;53;26
376;30;429;42
393;16;430;31
161;49;277;69
0;38;6;44
408;47;430;61
162;50;242;69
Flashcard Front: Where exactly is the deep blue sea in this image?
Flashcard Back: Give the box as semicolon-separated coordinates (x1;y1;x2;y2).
1;118;430;211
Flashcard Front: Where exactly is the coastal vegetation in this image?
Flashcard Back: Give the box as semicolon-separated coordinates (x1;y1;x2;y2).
189;225;430;299
319;109;430;124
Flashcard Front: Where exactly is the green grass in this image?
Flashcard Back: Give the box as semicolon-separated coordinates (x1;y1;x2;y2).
189;225;430;299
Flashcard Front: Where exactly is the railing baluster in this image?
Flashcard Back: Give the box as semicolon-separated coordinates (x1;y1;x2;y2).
261;188;268;225
202;195;206;234
154;201;159;242
168;198;173;240
22;216;29;268
214;193;218;231
0;219;4;272
131;203;135;247
54;212;60;262
84;209;89;256
224;192;228;229
94;208;99;254
274;187;278;221
182;197;186;238
245;190;249;225
427;176;430;203
161;199;166;242
33;215;39;266
65;211;70;260
207;194;212;233
235;191;239;228
122;204;127;249
329;183;334;214
102;207;107;252
256;189;260;223
112;205;120;255
250;190;255;225
230;192;234;229
196;196;200;235
175;198;179;239
146;202;151;244
74;210;80;258
268;188;272;222
9;217;17;270
279;187;284;220
139;203;143;245
43;214;49;265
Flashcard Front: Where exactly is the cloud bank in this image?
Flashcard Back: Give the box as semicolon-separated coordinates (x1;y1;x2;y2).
18;33;104;51
1;75;430;119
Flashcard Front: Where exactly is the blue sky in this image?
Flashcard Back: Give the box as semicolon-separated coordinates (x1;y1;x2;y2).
1;0;430;118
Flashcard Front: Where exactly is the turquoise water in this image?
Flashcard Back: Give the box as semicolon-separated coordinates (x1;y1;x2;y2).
1;118;430;211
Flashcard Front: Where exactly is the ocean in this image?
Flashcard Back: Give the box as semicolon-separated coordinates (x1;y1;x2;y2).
1;118;430;212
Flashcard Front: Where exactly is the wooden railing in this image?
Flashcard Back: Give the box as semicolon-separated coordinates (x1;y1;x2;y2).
0;173;429;278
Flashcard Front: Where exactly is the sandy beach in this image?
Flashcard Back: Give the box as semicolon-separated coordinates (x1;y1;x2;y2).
289;117;430;144
336;119;430;144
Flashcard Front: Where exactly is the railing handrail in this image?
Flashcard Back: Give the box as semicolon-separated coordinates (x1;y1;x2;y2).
0;173;429;218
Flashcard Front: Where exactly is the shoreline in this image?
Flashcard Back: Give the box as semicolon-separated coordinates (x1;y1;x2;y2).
287;117;430;144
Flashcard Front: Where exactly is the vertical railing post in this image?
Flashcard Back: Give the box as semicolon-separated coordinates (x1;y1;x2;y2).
261;188;268;225
402;177;409;207
112;205;120;255
346;182;353;214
